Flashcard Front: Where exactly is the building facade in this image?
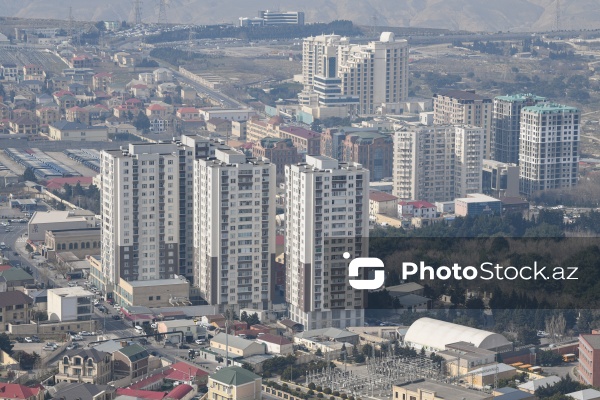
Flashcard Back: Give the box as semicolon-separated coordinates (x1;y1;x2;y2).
579;334;600;387
519;103;580;196
482;159;520;198
492;93;546;165
286;155;369;330
193;147;276;312
393;125;484;203
433;90;492;158
56;349;112;385
252;137;298;175
47;287;94;322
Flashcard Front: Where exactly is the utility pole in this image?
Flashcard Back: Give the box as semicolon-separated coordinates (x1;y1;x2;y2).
158;0;168;25
134;0;143;25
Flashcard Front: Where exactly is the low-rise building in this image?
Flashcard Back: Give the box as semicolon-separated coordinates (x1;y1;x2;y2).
0;291;33;331
210;333;266;358
369;191;399;218
278;126;320;154
43;228;101;261
255;333;293;355
55;348;113;385
48;120;109;141
28;210;94;242
0;383;44;400
398;200;437;219
47;287;94;322
208;366;262;400
455;193;502;217
0;268;35;290
114;343;149;379
115;278;190;308
206;118;232;135
393;379;493;400
567;389;600;400
9;116;39;135
482;159;519;198
50;382;116;400
156;320;207;343
518;376;561;394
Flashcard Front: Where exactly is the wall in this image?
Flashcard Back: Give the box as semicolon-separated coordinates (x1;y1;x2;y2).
8;320;97;336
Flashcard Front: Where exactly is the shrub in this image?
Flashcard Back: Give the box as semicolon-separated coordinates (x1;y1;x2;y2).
317;386;323;392
308;383;316;390
282;383;288;389
324;388;332;394
317;394;324;399
308;390;315;395
341;394;348;399
330;397;335;400
333;391;340;396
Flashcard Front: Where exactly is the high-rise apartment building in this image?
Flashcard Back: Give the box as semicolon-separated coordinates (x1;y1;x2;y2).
519;103;580;196
299;32;408;115
286;155;369;330
101;143;181;285
492;93;546;164
433;90;492;158
100;136;219;295
339;32;409;115
193;147;276;312
393;125;484;203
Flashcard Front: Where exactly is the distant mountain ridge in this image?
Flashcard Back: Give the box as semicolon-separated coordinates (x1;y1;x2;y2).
1;0;599;32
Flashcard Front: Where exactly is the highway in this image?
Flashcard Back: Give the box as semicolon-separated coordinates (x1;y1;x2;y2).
173;70;243;109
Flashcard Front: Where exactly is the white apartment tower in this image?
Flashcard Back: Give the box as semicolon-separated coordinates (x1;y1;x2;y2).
299;32;408;115
519;103;580;196
339;32;409;114
101;143;181;285
100;136;219;295
433;90;492;158
193;147;276;312
286;155;369;330
393;125;484;203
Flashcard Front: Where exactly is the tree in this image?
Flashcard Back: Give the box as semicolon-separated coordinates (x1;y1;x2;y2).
247;312;260;326
240;311;248;322
133;111;151;132
0;333;13;355
315;348;323;356
241;362;254;372
361;344;373;357
23;167;37;183
518;326;540;345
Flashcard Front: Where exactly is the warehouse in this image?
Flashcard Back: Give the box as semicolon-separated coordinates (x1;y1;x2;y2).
404;318;512;352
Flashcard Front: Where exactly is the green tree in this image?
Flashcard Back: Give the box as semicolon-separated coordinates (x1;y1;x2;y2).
240;311;248;322
133;111;151;132
23;167;38;183
0;333;14;355
247;312;260;326
315;348;323;356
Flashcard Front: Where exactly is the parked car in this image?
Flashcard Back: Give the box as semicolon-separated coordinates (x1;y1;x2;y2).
79;331;91;336
195;339;206;345
66;343;78;350
24;337;33;343
72;334;83;341
112;315;121;320
150;323;157;329
31;336;40;343
42;346;55;351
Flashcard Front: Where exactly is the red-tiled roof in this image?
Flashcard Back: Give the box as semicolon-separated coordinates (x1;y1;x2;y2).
165;384;193;399
257;333;292;345
116;388;166;399
170;361;209;378
147;104;166;111
93;72;112;78
177;107;198;114
0;265;13;272
399;200;435;209
0;383;41;399
126;98;143;104
45;177;94;191
369;191;398;203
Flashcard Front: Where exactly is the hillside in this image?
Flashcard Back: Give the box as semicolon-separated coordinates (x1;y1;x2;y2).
0;0;599;32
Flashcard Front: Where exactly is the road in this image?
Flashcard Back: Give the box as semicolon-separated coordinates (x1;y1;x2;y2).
173;71;242;109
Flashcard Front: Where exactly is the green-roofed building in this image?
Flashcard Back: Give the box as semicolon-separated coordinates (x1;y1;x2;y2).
208;366;262;400
519;102;580;196
114;343;150;379
0;267;35;289
492;93;547;165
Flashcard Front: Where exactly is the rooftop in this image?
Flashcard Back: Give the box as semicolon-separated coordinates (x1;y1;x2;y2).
295;327;357;341
211;333;261;350
118;343;149;362
567;389;600;400
279;125;320;139
495;93;547;102
522;103;579;114
456;193;501;203
435;89;490;102
48;287;94;298
369;190;398;203
210;366;261;386
127;278;188;288
385;282;424;294
256;333;292;346
518;376;561;392
581;334;600;349
394;378;491;400
51;382;110;400
0;383;41;399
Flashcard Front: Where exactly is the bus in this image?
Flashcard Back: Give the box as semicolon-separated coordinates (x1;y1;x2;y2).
563;354;576;362
529;366;543;373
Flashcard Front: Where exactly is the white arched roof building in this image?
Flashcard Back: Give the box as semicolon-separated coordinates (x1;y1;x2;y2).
404;318;512;352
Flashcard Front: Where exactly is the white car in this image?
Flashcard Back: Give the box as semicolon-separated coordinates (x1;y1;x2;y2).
79;331;91;336
195;339;206;345
150;323;157;329
24;337;33;343
113;304;121;309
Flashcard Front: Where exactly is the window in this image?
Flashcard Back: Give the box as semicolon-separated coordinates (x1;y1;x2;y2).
149;296;153;300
